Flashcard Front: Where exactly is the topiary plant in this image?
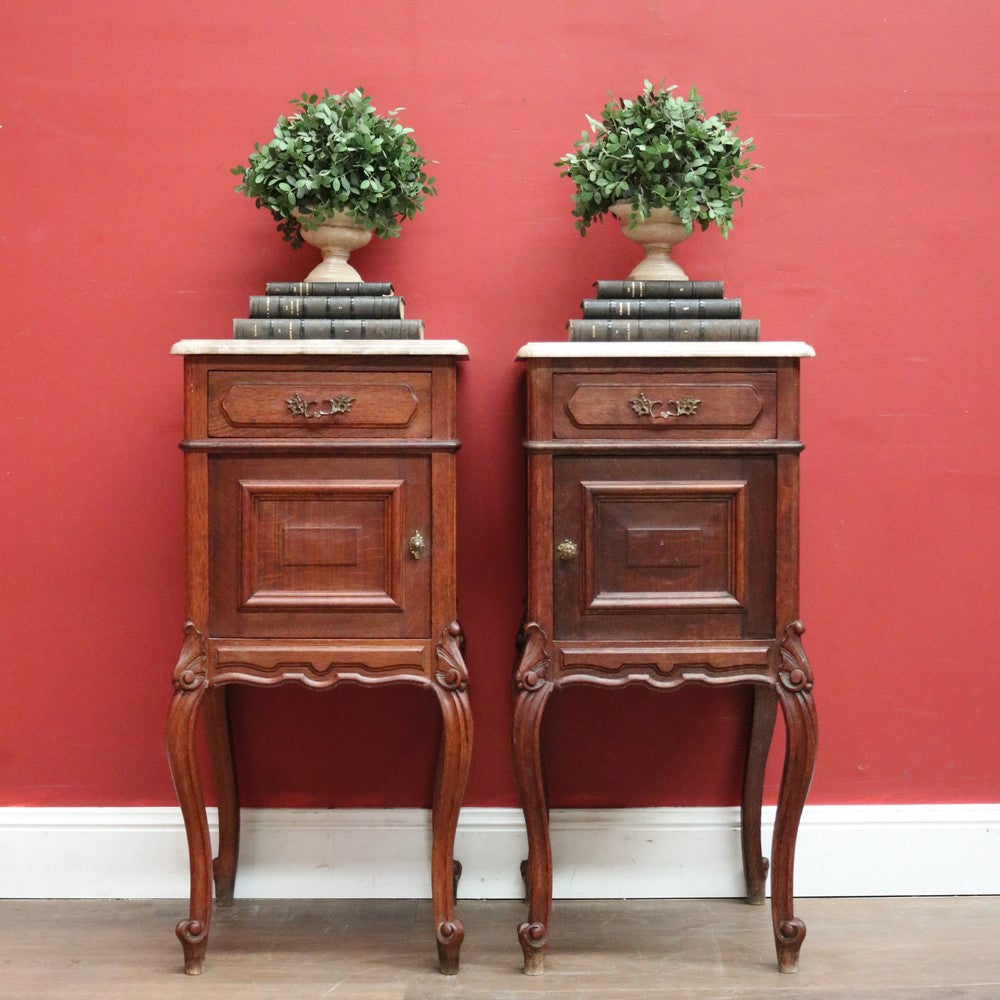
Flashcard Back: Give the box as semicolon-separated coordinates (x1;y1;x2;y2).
555;80;759;237
232;88;436;247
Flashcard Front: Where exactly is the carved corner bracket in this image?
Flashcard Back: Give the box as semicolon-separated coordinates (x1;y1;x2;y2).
434;621;469;692
778;620;813;694
172;623;207;692
514;622;552;693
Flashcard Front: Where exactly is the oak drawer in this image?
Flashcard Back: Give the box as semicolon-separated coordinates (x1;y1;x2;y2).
207;370;432;438
551;371;777;440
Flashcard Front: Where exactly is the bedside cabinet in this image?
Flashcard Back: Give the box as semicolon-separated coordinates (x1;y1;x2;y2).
512;342;816;974
167;340;472;975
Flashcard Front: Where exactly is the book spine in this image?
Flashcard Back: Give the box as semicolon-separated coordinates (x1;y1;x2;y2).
566;318;759;342
594;280;725;299
248;296;405;320
264;281;394;296
581;298;741;320
233;318;423;339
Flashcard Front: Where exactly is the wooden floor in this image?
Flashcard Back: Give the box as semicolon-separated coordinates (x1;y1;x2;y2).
3;896;1000;999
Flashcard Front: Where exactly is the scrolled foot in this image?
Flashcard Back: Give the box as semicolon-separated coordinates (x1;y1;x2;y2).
175;918;208;975
436;919;465;975
518;920;547;975
775;916;807;973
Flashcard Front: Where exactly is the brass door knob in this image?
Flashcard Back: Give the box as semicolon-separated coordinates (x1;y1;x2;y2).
557;539;578;562
409;530;427;560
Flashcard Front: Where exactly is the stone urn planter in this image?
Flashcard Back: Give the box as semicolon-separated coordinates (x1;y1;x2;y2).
297;211;373;282
610;201;689;281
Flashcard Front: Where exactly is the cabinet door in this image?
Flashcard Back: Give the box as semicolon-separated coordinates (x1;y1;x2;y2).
208;455;431;639
552;455;776;641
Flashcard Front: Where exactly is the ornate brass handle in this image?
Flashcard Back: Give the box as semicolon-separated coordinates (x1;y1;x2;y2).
286;393;356;419
409;530;427;560
629;392;700;420
557;539;578;562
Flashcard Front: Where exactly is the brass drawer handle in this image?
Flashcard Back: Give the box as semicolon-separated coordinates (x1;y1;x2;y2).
409;530;427;560
286;393;356;419
629;391;700;420
557;539;578;562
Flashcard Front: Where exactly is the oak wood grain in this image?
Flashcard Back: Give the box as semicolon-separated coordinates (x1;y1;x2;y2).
168;350;470;975
513;349;816;974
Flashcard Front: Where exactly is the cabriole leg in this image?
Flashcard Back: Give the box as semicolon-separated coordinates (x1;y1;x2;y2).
431;622;473;975
771;622;818;973
166;624;213;975
742;683;777;904
512;623;554;975
203;685;239;906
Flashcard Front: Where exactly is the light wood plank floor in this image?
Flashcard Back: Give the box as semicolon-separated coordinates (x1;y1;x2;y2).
3;897;999;998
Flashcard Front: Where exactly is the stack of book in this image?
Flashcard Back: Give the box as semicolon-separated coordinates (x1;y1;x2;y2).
232;281;423;339
567;279;759;342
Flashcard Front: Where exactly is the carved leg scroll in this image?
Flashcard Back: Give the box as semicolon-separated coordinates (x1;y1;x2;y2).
741;683;777;905
203;685;239;906
771;621;818;973
431;622;473;975
512;622;554;975
166;624;213;975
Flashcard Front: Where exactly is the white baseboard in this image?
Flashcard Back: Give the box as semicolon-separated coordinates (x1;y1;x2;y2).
1;804;998;900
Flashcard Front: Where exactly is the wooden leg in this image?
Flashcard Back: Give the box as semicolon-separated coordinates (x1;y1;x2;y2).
771;622;818;973
166;625;212;975
741;683;777;905
512;623;554;976
203;685;239;906
431;623;473;975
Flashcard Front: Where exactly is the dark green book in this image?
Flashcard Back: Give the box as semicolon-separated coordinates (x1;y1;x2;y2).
582;298;741;320
595;280;725;299
567;318;759;342
249;295;405;320
264;281;394;296
233;318;423;339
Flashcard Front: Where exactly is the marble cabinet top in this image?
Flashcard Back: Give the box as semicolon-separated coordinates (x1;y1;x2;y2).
516;342;814;360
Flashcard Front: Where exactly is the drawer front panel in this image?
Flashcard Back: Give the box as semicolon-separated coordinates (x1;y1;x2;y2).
552;372;777;439
209;455;432;638
208;370;432;438
552;455;776;640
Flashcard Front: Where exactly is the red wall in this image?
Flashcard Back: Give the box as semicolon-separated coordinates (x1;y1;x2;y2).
3;1;999;809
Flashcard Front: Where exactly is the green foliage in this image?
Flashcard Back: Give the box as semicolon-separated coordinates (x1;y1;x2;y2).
232;88;437;246
555;80;759;238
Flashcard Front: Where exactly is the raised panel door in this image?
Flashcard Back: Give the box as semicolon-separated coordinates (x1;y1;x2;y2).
551;454;776;641
208;454;432;639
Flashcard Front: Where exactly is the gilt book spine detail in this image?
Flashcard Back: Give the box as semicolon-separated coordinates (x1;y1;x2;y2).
248;295;405;319
233;318;423;339
595;280;725;299
567;318;759;342
581;298;741;320
264;281;394;296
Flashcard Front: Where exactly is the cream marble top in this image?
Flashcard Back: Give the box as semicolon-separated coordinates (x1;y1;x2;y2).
516;341;814;359
171;339;469;357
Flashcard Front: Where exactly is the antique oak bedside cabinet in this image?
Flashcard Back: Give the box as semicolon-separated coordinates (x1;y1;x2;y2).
167;340;472;975
512;341;816;975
